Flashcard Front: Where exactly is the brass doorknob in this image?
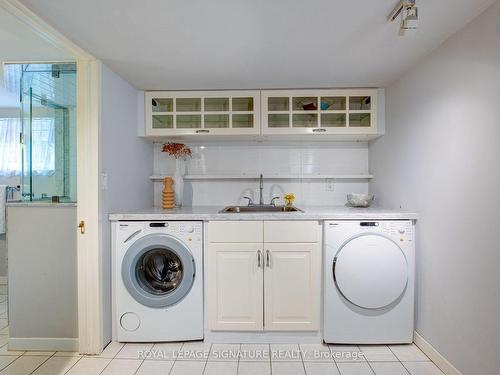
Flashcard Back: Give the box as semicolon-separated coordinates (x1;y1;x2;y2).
78;220;85;234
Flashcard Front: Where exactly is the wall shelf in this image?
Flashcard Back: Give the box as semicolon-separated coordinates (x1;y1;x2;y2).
149;174;374;181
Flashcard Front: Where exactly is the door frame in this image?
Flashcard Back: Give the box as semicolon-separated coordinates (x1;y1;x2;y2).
1;0;104;354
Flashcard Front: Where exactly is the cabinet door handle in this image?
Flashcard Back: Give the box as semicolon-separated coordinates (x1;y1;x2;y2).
257;250;262;268
196;129;210;134
312;128;326;133
266;250;271;268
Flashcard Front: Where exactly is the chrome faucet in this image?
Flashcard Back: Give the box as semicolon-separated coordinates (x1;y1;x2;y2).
243;174;280;207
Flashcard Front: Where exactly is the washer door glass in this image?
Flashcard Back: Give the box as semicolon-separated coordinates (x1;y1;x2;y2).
122;233;195;308
136;249;183;295
333;234;408;309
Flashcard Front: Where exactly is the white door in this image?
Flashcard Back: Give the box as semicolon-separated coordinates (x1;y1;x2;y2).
264;243;320;331
333;234;408;309
207;243;263;331
76;59;103;354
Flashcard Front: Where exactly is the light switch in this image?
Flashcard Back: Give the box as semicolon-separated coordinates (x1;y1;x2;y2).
101;173;108;190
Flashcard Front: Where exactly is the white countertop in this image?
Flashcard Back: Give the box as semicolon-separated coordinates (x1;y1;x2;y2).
109;205;418;221
6;201;77;207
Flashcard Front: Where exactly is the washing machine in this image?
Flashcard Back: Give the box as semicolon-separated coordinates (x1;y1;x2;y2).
113;221;203;342
324;220;414;344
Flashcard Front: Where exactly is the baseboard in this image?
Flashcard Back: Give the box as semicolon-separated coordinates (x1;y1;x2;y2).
204;331;322;344
8;337;79;352
0;277;7;285
414;331;461;375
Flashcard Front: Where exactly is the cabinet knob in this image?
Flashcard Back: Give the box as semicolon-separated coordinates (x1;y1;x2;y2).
257;250;262;268
312;128;326;133
196;129;210;134
266;250;271;267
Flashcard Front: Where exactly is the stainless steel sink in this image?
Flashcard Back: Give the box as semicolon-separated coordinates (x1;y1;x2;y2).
219;205;303;213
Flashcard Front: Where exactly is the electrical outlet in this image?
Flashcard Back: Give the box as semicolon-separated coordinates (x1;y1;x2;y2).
326;179;335;192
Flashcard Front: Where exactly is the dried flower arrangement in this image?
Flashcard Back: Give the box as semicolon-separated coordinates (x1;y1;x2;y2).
161;142;192;159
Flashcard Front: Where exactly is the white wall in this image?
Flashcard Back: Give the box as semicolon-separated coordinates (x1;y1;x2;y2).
0;235;7;278
153;142;370;207
369;3;500;374
7;205;78;349
0;107;20;278
100;64;153;344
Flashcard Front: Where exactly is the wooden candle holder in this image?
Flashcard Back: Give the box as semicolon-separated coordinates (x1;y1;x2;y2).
162;177;175;209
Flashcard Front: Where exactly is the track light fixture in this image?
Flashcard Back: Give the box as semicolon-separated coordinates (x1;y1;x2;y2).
388;0;419;36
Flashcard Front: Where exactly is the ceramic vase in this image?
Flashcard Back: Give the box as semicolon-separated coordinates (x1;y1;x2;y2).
173;158;184;207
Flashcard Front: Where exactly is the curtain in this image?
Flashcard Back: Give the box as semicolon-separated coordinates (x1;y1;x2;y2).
31;118;55;175
3;64;21;96
0;118;21;176
0;117;55;176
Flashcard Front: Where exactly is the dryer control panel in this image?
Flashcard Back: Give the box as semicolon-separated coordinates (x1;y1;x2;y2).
380;221;413;242
328;220;414;244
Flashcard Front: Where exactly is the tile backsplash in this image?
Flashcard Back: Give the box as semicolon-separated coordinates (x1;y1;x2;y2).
153;141;370;207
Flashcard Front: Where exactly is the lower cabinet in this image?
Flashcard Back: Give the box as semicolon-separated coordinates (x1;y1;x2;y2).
264;243;319;331
207;221;321;332
207;243;263;331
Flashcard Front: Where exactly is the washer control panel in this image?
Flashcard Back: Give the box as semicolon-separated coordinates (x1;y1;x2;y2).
160;221;202;244
118;221;202;245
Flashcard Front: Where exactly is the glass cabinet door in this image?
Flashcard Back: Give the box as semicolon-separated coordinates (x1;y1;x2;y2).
292;97;318;128
204;114;229;128
349;113;371;127
232;97;253;111
232;97;254;128
263;90;376;133
267;97;290;128
146;91;260;135
348;96;371;128
176;98;201;129
204;97;229;111
293;113;317;128
320;96;346;111
152;98;173;112
319;96;346;128
204;97;229;129
321;114;346;127
151;97;173;129
349;96;371;110
292;97;317;111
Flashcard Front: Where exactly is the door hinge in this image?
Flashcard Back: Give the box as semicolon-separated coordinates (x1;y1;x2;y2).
19;133;24;144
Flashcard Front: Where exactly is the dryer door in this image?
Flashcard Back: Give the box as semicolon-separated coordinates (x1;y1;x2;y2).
333;234;408;309
122;233;195;308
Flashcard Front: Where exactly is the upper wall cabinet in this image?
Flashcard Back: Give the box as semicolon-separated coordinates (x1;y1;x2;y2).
261;89;379;139
145;91;261;137
144;88;383;140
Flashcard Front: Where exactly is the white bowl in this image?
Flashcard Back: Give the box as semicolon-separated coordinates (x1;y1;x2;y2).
347;193;374;208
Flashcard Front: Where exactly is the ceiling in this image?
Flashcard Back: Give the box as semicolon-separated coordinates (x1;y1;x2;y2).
0;5;74;62
0;6;75;109
19;0;496;90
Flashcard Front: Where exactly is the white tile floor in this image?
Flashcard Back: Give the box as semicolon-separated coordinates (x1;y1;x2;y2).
0;286;445;375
